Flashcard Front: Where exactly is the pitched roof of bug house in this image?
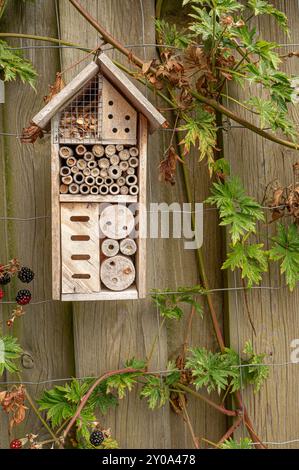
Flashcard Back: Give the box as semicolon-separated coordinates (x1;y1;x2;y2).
26;52;167;138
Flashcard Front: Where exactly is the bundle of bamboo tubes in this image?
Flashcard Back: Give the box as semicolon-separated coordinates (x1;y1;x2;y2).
59;144;139;195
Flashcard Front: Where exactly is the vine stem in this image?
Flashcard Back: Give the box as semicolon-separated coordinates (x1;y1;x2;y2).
146;317;166;367
176;383;237;417
179;393;200;449
62;368;144;441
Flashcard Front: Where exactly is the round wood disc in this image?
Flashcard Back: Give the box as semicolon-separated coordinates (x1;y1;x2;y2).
100;255;135;291
100;205;135;239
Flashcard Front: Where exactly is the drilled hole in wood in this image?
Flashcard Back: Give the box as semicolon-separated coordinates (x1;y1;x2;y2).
112;277;118;283
108;114;113;119
108;100;113;105
125;115;130;120
72;274;91;279
125;128;130;133
70;216;90;222
71;254;91;260
110;261;115;266
106;221;112;226
71;235;90;241
123;225;127;231
112;128;118;133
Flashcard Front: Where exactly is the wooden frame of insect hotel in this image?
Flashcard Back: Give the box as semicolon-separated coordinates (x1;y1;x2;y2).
24;53;166;301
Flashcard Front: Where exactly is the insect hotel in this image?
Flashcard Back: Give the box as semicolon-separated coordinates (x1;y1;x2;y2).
24;53;166;301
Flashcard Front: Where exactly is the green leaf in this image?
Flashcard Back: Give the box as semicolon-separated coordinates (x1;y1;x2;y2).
221;437;253;449
0;335;22;375
125;357;146;370
248;0;288;32
0;40;37;87
179;107;217;166
222;242;268;287
155;19;190;48
269;223;299;291
106;373;139;399
206;177;264;245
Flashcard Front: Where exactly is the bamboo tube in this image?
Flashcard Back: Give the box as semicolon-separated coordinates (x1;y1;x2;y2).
108;165;122;179
83;151;94;162
92;144;104;157
71;166;79;174
77;159;87;170
91;167;100;177
127;167;135;175
87;160;97;169
110;154;120;165
74;172;84;184
96;176;104;186
129;146;139;157
101;239;119;257
109;184;120;195
126;175;137;186
76;144;86;156
60;184;69;194
129;156;139;168
90;185;99;195
119;149;130;161
119;161;129;172
120;186;129;195
98;157;110;169
116;144;124;152
100;169;108;178
69;183;80;194
60;166;71;177
79;184;90;195
85;175;95;186
62;175;73;185
129;185;139;195
66;156;76;167
105;144;116;156
59;146;73;159
105;177;113;186
99;184;109;195
117;177;126;187
120;238;137;256
83;168;91;176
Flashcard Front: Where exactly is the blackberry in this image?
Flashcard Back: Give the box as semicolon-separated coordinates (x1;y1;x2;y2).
0;272;11;285
16;289;32;305
89;430;104;447
18;267;35;283
10;439;22;449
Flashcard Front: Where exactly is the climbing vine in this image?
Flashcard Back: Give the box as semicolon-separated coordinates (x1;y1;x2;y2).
1;0;299;450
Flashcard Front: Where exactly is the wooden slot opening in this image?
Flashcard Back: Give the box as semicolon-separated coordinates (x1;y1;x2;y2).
71;254;91;260
71;235;90;241
72;274;91;279
70;216;90;222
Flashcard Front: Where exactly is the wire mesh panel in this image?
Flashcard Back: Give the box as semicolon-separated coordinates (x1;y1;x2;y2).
59;74;103;143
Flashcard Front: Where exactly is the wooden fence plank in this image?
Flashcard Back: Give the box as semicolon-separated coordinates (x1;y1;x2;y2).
226;0;299;449
0;0;75;441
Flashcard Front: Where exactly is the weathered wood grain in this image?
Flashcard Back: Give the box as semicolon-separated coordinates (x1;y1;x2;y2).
226;0;299;449
51;116;61;300
0;0;75;442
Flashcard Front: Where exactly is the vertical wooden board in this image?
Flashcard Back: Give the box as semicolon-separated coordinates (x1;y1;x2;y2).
225;1;299;448
136;114;147;298
101;78;137;143
61;203;100;293
51;116;61;300
0;0;75;442
59;0;226;448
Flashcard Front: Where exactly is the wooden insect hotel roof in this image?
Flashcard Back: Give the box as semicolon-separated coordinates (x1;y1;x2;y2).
31;52;166;134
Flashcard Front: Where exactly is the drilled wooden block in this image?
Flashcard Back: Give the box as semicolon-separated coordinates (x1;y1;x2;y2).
101;78;137;143
61;202;100;294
